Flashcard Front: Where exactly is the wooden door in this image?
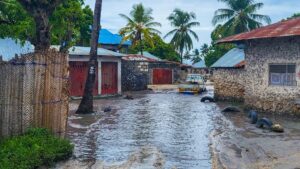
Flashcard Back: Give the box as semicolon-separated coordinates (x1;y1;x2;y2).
101;62;118;95
69;61;98;96
152;68;173;84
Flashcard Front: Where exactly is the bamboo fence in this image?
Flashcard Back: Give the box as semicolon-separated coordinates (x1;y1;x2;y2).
0;50;69;138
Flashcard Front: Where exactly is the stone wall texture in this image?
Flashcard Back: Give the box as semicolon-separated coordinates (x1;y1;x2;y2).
122;60;149;91
244;37;300;114
122;60;189;91
213;68;245;102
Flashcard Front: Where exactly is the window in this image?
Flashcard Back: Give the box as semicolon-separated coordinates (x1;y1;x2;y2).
269;64;297;86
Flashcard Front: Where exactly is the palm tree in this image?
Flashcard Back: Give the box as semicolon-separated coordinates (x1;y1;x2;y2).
119;3;161;55
165;9;200;63
76;0;102;114
212;0;271;35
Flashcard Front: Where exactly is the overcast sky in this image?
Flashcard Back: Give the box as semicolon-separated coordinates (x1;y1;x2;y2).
84;0;300;49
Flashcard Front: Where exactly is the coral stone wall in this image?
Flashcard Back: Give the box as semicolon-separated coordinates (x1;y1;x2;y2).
121;60;149;91
244;37;300;114
213;68;245;102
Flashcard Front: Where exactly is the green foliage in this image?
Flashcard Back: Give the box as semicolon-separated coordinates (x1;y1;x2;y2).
119;3;161;54
0;0;35;41
50;0;93;49
286;13;300;20
129;34;180;62
201;25;234;67
165;8;200;63
0;0;93;47
0;128;73;169
213;0;271;35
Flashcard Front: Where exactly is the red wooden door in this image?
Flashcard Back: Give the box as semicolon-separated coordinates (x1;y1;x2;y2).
153;68;173;84
69;61;98;96
101;62;118;95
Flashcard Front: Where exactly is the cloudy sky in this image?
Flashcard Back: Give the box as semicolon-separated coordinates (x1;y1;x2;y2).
84;0;300;48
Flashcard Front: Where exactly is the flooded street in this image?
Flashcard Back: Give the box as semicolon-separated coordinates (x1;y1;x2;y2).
67;90;219;169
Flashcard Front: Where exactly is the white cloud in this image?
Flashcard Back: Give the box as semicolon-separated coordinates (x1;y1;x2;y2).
84;0;300;50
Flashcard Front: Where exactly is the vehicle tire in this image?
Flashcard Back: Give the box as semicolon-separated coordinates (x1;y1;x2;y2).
222;106;241;113
201;96;215;102
256;118;273;129
248;110;258;124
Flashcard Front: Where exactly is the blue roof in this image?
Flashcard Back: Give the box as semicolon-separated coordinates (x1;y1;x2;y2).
99;29;131;46
211;48;245;68
193;60;206;68
137;51;161;61
0;38;34;61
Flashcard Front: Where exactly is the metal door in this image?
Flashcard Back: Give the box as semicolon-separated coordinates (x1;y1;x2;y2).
101;62;118;95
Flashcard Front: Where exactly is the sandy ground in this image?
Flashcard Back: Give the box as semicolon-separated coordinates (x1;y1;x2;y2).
211;104;300;169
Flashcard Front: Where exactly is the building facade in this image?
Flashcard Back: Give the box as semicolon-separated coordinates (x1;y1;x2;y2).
217;18;300;114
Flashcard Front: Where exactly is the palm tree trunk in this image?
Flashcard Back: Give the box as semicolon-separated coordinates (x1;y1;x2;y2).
140;36;143;56
76;0;102;114
180;51;183;64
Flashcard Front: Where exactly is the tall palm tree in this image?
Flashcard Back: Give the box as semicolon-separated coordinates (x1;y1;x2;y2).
165;9;200;63
212;0;271;35
119;3;161;55
76;0;102;114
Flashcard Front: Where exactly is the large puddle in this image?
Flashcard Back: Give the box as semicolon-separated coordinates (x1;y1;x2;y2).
67;91;219;168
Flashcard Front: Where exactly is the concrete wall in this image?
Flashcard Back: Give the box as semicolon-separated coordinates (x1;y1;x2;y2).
244;37;300;114
213;68;245;102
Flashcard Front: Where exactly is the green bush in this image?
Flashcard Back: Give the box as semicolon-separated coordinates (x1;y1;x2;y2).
0;128;73;169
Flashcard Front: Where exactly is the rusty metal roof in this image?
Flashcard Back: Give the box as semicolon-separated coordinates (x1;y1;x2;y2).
122;54;157;62
217;18;300;44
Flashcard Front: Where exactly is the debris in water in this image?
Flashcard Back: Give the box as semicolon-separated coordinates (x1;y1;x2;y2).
103;106;112;112
124;95;134;100
222;106;241;113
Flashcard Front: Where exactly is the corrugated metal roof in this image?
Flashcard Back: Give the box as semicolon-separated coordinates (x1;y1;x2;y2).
211;48;245;68
137;51;162;61
217;18;300;44
51;46;126;57
193;60;206;68
0;38;34;61
122;54;158;61
99;29;131;45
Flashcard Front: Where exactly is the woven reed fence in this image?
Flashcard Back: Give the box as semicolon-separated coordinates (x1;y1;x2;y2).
0;50;69;138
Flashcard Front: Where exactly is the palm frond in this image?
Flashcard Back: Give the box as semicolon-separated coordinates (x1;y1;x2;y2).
188;30;199;41
212;13;234;25
250;14;271;24
164;29;178;39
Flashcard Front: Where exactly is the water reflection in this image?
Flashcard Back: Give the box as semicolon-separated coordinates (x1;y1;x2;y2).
67;92;218;169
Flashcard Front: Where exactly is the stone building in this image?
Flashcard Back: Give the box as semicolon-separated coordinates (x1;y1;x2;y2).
211;48;245;102
122;54;190;91
217;18;300;114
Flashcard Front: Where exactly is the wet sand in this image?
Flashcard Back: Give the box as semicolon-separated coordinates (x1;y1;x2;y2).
211;103;300;169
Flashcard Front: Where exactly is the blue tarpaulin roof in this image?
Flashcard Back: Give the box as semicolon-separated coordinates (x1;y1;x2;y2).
211;48;245;68
99;29;131;45
193;60;206;68
0;38;34;61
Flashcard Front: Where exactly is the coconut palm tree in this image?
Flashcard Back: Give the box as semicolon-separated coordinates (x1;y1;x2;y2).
119;3;161;55
212;0;271;35
165;9;200;63
76;0;102;114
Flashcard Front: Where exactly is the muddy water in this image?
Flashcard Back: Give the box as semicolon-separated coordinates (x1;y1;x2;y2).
67;91;219;169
